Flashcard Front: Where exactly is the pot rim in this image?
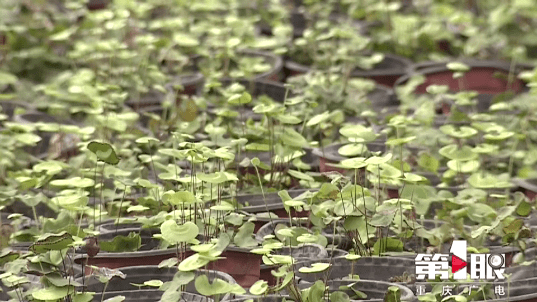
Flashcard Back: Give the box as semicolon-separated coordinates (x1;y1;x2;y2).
285;53;412;77
311;141;386;163
395;59;525;89
513;178;537;193
73;245;256;262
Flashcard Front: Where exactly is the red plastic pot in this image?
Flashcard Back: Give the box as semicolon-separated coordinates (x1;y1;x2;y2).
513;178;537;201
396;60;526;113
259;264;277;285
76;247;261;287
318;156;348;174
166;73;205;101
87;0;109;10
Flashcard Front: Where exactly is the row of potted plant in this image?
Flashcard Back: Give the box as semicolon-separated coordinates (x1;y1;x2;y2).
2;0;537;302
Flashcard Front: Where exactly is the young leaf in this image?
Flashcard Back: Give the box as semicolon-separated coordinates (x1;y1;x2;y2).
87;141;120;165
32;286;75;301
30;232;74;253
298;263;330;273
160;220;199;244
233;222;258;248
100;233;141;252
249;280;268;295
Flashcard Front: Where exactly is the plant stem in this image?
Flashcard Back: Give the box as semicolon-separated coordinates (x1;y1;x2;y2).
101;281;109;302
31;205;40;231
99;164;105;227
253;165;273;227
116;187;127;233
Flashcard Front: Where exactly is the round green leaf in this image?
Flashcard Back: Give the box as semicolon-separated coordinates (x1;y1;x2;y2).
87;141;120;165
249;280;268;295
32;286;75;300
160;220;199;244
298;263;330;273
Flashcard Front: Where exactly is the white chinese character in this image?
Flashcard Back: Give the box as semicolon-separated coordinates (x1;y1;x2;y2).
416;284;426;296
470;254;506;280
495;285;506;296
460;284;480;295
442;285;454;296
415;254;449;280
486;254;506;280
470;254;487;280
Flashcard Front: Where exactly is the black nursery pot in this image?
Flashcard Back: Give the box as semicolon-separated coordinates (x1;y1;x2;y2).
78;267;236;301
312;141;387;174
207;79;287;122
13;111;79;160
125;73;203;112
95;223;162;251
298;279;416;302
125;90;165;112
295;256;416;284
231;49;284;82
233;188;315;220
0;100;32;121
259;243;330;286
367;84;399;110
285;53;412;88
92;290;211;302
473;277;537;302
220;78;288;102
255;220;352;250
192;49;284;82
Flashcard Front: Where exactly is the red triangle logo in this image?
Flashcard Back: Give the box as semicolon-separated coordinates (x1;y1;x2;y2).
452;254;467;273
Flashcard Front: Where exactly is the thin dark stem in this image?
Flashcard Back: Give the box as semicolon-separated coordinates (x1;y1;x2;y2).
116;187;127;234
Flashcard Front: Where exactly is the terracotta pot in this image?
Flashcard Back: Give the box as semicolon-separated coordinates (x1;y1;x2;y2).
87;0;109;10
13;111;80;160
75;246;261;287
397;60;526;113
166;72;205;100
285;54;412;87
513;178;537;201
